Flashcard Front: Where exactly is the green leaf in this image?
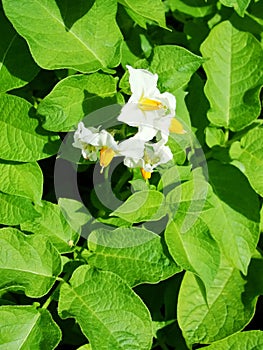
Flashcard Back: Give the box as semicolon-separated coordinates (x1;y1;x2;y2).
165;218;220;288
202;161;260;274
58;198;92;235
219;0;250;16
178;256;259;345
38;73;121;132
21;200;80;253
169;0;215;18
0;228;62;297
151;45;204;93
165;173;211;233
2;0;123;72
229;126;263;197
205;331;263;349
0;9;40;93
0;193;39;226
118;0;167;29
0;305;61;350
58;265;153;350
201;21;263;131
111;190;165;223
85;227;181;286
205;126;226;148
0;162;43;204
0;94;60;162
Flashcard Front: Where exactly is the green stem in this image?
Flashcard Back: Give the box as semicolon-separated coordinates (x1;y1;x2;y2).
114;169;131;193
41;270;72;310
224;129;229;144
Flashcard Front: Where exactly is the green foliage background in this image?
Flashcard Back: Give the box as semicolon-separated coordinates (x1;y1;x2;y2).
0;0;263;349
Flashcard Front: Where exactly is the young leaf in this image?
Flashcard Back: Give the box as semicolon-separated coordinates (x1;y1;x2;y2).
0;162;43;204
219;0;251;16
85;227;181;286
202;161;260;274
21;200;80;254
0;192;39;225
230;126;263;197
0;8;40;93
38;73;121;132
201;21;263;131
0;94;60;162
58;265;153;350
118;0;167;29
205;330;263;349
0;228;62;298
165;218;220;289
2;0;122;72
151;45;204;93
111;190;165;223
0;305;61;350
178;256;262;345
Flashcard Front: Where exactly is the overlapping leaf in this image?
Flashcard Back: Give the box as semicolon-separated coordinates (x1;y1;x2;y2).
0;94;60;162
0;162;43;204
0;305;61;350
219;0;251;16
21;200;80;253
85;227;181;286
2;0;123;72
205;331;263;349
38;73;122;132
151;45;204;93
0;9;40;93
178;256;263;345
58;265;153;350
230;126;263;197
202;161;260;274
0;193;39;226
0;228;62;297
201;21;263;131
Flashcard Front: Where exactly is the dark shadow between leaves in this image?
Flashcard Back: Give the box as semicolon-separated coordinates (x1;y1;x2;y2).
55;0;95;31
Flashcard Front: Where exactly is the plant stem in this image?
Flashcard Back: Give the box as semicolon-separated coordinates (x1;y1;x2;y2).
41;270;72;310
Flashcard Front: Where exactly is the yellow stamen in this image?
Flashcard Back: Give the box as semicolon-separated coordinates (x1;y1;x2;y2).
169;118;186;134
100;147;115;173
141;168;151;180
139;97;164;111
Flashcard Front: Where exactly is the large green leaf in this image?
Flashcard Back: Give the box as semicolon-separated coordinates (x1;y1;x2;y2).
219;0;251;16
0;9;40;93
205;331;263;349
58;265;153;350
2;0;122;72
0;94;60;162
165;218;220;289
151;45;204;93
202;161;260;274
178;256;263;345
38;73;121;132
0;228;62;297
85;227;181;286
230;126;263;197
0;305;61;350
111;190;165;223
0;162;43;204
21;200;79;254
201;21;263;131
0;192;39;225
118;0;167;29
